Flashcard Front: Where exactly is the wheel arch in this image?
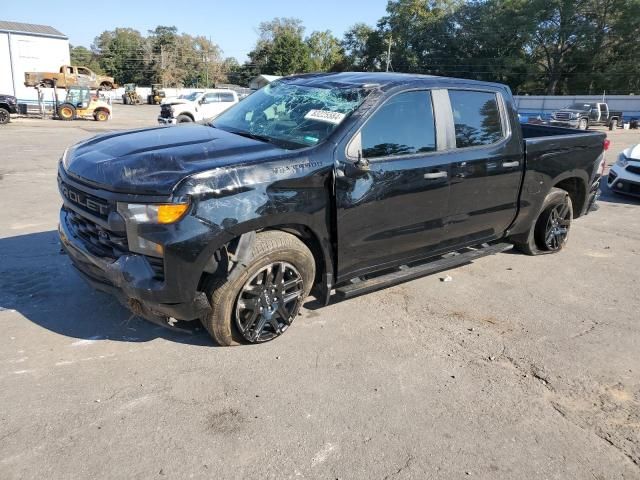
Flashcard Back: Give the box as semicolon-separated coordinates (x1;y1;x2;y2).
552;176;587;218
197;222;332;301
177;111;195;121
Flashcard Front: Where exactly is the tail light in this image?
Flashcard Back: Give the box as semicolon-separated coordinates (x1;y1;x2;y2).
604;139;610;151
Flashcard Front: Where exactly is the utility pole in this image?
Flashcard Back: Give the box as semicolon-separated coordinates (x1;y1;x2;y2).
160;45;165;87
385;34;393;72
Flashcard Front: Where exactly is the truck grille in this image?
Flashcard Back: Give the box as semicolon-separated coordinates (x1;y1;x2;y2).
160;104;173;118
64;208;165;281
66;208;128;258
554;112;572;121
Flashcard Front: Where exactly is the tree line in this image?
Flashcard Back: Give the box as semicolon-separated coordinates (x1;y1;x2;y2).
72;0;640;94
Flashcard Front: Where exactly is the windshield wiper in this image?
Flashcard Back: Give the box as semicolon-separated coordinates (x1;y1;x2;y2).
226;129;275;145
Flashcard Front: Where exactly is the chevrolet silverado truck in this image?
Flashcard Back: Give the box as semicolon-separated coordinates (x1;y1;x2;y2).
158;89;239;125
0;93;18;124
24;65;116;90
57;73;607;346
550;102;623;130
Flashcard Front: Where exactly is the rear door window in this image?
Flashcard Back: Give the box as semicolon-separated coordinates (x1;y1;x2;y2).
449;90;503;148
360;91;436;159
219;92;235;102
203;93;220;103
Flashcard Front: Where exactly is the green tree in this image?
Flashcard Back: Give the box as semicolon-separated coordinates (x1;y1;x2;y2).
264;31;310;75
249;17;311;75
306;30;344;71
341;23;383;70
92;28;148;84
69;45;103;73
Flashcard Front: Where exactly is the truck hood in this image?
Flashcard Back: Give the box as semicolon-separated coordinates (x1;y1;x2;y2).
63;125;289;195
164;98;193;106
555;109;588;114
623;144;640;161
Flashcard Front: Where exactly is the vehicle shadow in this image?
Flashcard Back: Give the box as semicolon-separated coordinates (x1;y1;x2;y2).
0;230;213;346
598;180;640;206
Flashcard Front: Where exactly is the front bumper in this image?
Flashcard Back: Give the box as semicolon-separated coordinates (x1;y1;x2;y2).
549;119;580;128
608;163;640;197
157;116;177;125
59;208;210;324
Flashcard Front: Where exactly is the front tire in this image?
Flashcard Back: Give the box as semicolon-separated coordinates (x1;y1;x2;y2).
513;188;573;255
202;231;315;346
0;107;10;124
578;118;588;130
176;114;193;123
57;103;76;121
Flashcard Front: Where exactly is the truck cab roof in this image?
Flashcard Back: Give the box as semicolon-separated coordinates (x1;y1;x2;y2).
281;72;511;93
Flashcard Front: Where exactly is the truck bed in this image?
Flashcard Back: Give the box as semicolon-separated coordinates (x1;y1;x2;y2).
521;123;606;161
514;122;606;238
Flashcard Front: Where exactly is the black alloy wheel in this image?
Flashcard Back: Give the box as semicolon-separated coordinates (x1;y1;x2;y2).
542;202;571;251
235;261;305;343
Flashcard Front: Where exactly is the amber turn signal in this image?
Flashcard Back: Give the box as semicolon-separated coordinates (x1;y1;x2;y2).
157;203;189;224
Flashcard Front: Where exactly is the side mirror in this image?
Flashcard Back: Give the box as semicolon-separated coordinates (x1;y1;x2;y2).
344;131;370;176
355;150;370;171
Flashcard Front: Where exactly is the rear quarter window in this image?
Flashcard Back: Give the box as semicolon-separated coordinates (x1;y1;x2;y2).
449;90;503;148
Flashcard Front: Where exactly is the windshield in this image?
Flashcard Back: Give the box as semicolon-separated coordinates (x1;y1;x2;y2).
566;103;592;110
212;82;369;149
181;92;203;101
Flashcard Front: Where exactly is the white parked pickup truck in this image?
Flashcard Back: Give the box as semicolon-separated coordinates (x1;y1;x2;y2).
158;89;239;125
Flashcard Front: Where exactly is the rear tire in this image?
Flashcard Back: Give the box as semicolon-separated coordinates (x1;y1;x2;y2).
201;231;315;346
513;188;573;256
176;114;193;123
609;119;617;131
0;107;10;124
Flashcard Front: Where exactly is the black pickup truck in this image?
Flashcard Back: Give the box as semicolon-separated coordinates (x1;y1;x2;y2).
550;102;623;130
57;73;607;345
0;94;18;124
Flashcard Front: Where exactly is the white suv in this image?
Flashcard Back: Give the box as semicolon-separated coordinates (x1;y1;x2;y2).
158;89;239;125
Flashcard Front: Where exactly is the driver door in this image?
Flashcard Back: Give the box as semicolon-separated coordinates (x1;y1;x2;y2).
199;92;221;120
334;89;452;280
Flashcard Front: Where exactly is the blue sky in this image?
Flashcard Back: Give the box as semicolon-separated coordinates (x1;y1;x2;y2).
3;0;389;61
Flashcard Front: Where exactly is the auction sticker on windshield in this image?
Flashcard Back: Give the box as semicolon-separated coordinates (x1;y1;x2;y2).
304;109;347;125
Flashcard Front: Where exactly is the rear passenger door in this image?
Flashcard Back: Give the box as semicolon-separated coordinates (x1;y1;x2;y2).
443;89;523;246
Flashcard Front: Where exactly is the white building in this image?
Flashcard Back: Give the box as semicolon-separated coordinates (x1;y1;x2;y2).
249;74;282;91
0;20;69;99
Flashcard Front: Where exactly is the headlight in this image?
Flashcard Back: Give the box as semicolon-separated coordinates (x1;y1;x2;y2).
117;202;189;224
617;155;629;168
117;202;190;257
61;147;73;170
570;113;578;119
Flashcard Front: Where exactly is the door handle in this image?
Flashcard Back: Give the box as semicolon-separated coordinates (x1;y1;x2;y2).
502;161;520;168
424;171;448;179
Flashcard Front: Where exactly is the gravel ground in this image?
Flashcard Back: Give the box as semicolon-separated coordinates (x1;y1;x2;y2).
0;106;639;480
